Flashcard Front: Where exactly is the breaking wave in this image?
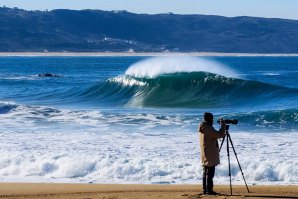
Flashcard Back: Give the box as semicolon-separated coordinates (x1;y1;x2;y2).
3;56;298;109
81;72;298;108
76;57;297;108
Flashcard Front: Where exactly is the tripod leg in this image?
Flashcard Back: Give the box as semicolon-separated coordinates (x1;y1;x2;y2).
227;134;250;193
226;135;232;195
219;134;226;152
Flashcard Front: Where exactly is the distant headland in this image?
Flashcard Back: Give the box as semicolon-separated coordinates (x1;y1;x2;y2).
1;6;298;53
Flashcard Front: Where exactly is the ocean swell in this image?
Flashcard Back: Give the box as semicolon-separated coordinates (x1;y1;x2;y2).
81;72;298;108
1;101;298;131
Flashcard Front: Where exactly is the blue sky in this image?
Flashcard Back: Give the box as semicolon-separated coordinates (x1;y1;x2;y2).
1;0;298;20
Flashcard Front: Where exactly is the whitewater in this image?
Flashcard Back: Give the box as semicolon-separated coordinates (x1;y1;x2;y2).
0;56;297;185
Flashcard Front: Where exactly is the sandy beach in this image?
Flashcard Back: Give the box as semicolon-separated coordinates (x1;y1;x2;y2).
1;52;298;57
0;183;297;199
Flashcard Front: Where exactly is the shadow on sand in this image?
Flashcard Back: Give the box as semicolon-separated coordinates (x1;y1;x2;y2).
188;193;298;199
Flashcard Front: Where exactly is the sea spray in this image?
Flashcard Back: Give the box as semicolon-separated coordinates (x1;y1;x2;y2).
125;56;237;78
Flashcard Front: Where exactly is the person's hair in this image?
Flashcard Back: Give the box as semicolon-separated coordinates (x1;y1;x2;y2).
204;112;213;125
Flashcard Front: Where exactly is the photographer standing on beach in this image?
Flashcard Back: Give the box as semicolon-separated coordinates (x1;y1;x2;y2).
199;112;226;195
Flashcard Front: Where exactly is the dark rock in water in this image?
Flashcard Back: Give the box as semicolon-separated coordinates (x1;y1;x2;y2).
37;73;61;77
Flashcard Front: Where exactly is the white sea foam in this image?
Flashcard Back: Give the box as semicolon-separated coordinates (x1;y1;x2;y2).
125;56;237;78
108;75;148;86
0;103;297;184
0;74;43;81
0;129;297;184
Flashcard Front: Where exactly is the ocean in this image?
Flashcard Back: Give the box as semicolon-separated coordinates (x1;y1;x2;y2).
0;56;297;185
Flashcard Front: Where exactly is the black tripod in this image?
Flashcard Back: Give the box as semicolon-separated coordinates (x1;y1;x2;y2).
219;125;250;195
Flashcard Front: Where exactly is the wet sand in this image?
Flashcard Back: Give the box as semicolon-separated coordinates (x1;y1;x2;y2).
0;183;297;199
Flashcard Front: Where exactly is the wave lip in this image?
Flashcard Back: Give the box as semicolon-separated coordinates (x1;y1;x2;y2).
125;56;237;78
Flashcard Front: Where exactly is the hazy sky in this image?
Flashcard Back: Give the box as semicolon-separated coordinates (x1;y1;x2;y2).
1;0;297;20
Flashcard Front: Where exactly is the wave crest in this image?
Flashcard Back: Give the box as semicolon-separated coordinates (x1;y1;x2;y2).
125;56;237;78
82;72;298;108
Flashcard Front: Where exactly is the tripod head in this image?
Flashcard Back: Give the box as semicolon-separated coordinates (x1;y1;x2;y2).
218;119;237;131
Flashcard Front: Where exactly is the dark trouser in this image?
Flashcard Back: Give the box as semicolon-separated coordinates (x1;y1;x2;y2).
202;166;215;193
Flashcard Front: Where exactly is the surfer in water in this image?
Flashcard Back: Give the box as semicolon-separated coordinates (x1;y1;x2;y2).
199;112;226;195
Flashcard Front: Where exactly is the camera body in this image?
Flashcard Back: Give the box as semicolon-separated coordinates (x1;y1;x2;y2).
217;119;238;125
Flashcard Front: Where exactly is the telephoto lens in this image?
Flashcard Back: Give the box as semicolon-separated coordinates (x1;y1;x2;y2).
217;119;238;125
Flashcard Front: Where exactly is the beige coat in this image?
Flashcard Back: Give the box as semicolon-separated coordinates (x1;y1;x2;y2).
199;122;225;167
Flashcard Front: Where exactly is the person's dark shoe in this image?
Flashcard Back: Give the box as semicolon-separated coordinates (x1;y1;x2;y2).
206;191;219;195
203;190;207;194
